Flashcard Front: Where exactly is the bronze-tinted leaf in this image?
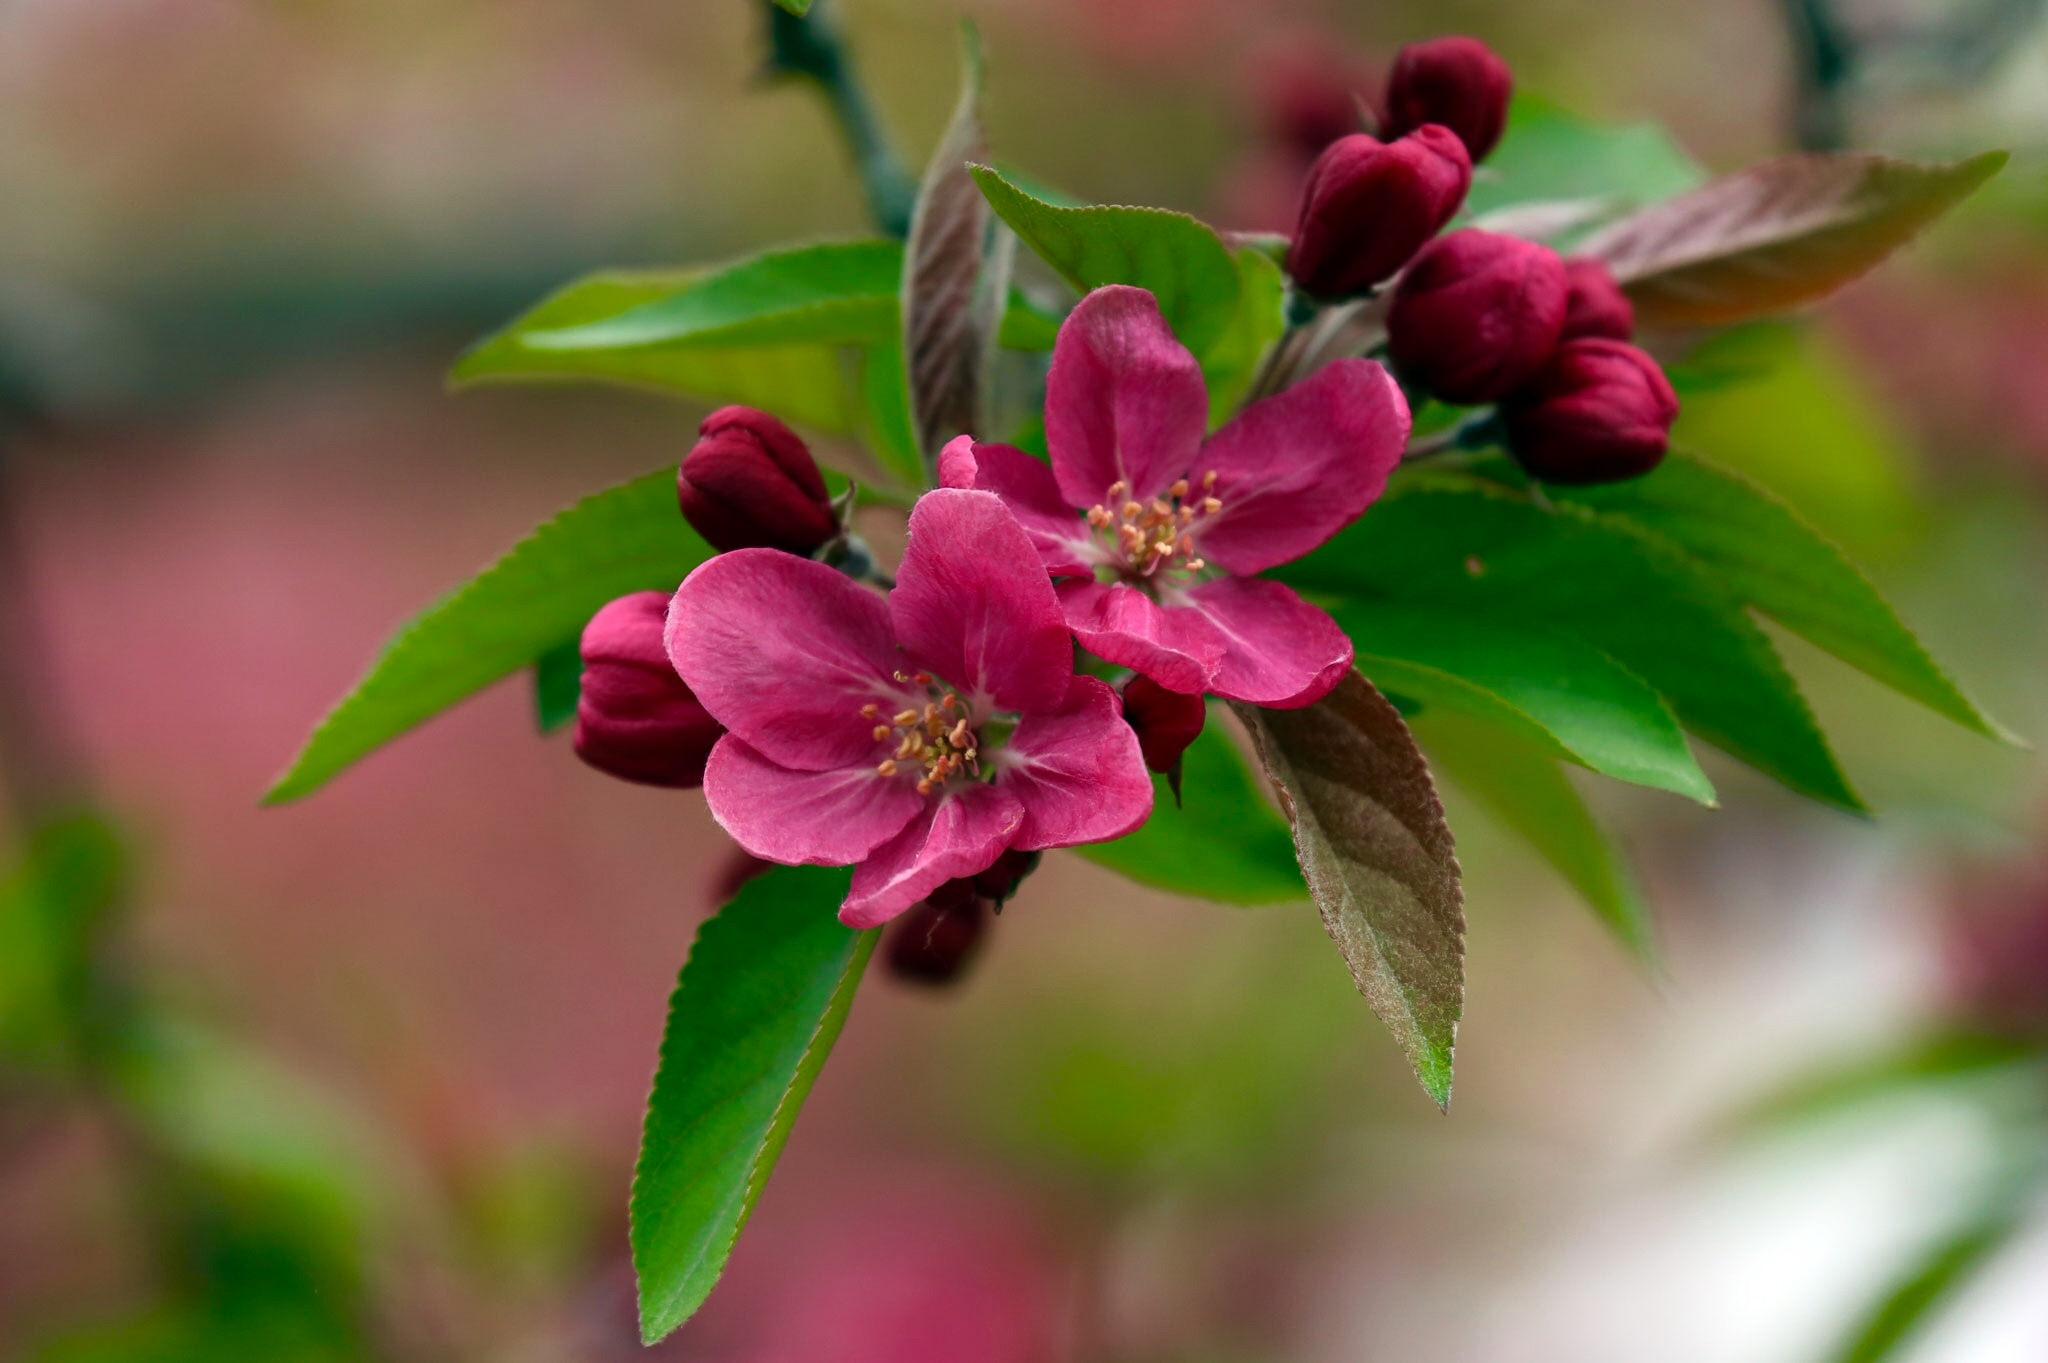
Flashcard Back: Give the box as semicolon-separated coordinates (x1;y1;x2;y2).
1582;150;2005;329
1233;675;1464;1108
900;25;1004;473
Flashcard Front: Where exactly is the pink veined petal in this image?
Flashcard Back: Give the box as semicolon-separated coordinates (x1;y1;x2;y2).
1000;675;1155;851
1192;358;1412;576
938;436;1096;578
1056;578;1226;697
670;549;910;771
700;735;926;865
1044;286;1208;509
1175;576;1355;707
891;489;1076;714
840;781;1025;928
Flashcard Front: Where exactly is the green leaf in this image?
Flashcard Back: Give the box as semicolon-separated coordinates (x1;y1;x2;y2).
1554;452;2012;743
771;0;811;15
533;637;582;734
1335;598;1714;805
1714;1030;2043;1142
268;469;708;803
1412;710;1654;960
1233;674;1464;1108
856;342;926;487
0;813;127;1071
1667;325;1918;558
971;165;1242;354
1201;246;1286;426
632;865;874;1343
1285;478;1862;811
1583;150;2007;329
1463;94;1703;220
1077;717;1303;905
520;241;901;353
451;268;863;433
1829;1205;2026;1363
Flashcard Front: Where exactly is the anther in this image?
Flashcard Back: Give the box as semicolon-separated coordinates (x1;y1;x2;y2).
1122;500;1143;519
872;725;891;741
893;709;919;726
1169;478;1189;498
876;759;898;777
861;703;880;719
1202;496;1223;514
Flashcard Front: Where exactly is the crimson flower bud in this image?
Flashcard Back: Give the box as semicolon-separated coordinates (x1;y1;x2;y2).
885;879;991;987
572;591;722;787
972;848;1041;908
1388;229;1568;404
1503;338;1679;485
1121;675;1206;774
677;406;838;555
1559;258;1635;341
1381;36;1514;163
1286;127;1472;299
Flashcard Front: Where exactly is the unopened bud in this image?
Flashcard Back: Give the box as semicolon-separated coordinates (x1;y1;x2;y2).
572;591;722;787
1503;339;1679;485
1286;127;1471;299
1388;229;1569;404
884;879;991;987
678;406;838;555
1381;36;1513;163
1559;258;1635;342
1121;675;1207;775
972;848;1041;908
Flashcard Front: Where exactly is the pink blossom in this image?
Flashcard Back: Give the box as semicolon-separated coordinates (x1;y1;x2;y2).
668;488;1154;927
942;285;1411;707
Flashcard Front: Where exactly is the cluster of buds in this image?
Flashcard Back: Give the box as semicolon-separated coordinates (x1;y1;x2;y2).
1283;34;1512;300
1387;231;1677;483
1282;34;1678;485
573;406;844;787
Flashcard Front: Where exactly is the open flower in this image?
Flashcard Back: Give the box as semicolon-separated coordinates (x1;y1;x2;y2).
941;285;1410;707
668;488;1153;927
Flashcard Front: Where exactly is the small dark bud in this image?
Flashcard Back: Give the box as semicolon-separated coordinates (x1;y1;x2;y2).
1381;36;1513;163
1387;228;1569;404
1503;338;1679;485
678;406;838;555
885;879;991;987
1120;675;1207;775
572;591;722;787
1286;127;1471;299
1559;258;1635;342
972;848;1041;908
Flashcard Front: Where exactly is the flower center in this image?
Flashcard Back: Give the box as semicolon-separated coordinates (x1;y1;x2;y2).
1085;473;1223;582
862;672;981;796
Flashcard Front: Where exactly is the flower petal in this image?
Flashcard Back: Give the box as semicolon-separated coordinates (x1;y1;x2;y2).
1056;578;1226;696
701;736;925;865
1001;676;1155;850
1177;576;1355;707
1192;358;1412;575
840;781;1024;928
1045;286;1208;509
669;550;908;771
938;436;1097;578
891;489;1076;714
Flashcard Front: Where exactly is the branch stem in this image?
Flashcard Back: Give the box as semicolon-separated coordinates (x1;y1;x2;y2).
766;0;918;237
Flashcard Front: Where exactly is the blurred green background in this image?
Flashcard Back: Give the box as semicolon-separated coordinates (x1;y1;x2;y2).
1;1;2046;1359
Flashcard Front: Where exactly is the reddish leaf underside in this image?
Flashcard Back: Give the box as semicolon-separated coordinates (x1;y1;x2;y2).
901;26;1002;470
1233;674;1465;1108
1582;150;2006;329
